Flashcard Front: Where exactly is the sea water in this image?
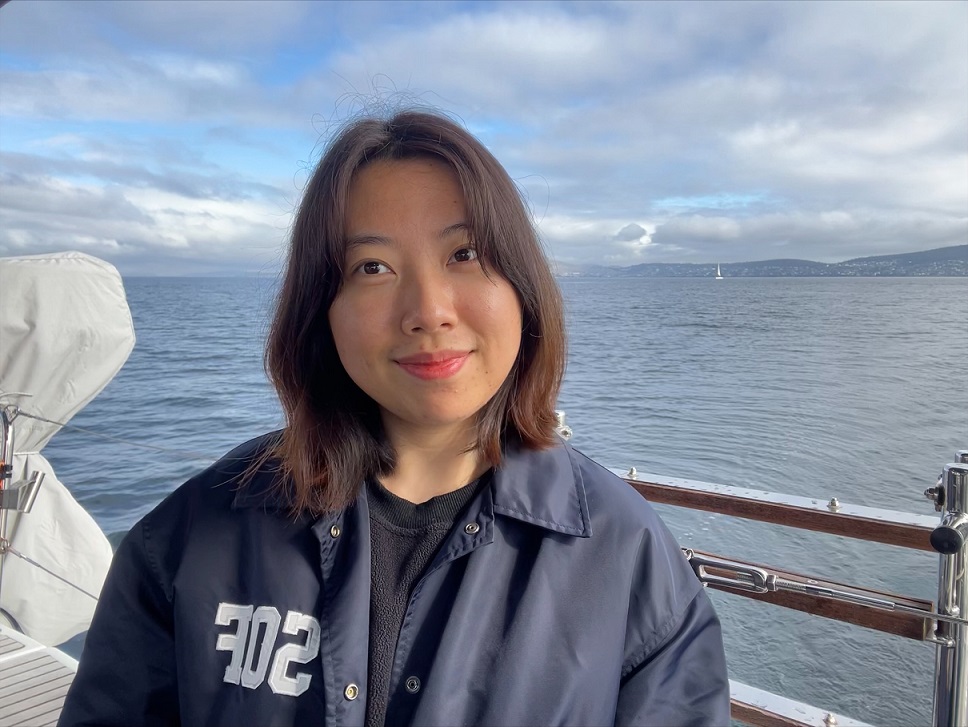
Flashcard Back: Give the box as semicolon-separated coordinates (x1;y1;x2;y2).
46;275;968;725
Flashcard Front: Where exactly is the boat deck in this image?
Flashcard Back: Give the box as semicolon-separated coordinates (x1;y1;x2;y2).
0;627;76;727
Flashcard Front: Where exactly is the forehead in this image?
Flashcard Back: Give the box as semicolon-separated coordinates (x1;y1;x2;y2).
347;157;464;210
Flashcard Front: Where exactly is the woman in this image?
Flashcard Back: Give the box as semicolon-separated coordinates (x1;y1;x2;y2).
59;110;730;726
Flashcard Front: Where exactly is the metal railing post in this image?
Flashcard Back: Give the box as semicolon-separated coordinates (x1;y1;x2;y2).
932;460;968;727
0;407;15;611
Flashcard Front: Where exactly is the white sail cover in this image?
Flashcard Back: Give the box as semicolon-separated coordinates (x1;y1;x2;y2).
0;252;135;646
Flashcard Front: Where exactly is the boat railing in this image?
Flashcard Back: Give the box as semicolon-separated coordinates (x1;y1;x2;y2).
612;452;968;727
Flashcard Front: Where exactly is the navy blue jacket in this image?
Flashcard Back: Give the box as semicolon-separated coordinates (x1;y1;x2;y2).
60;434;730;726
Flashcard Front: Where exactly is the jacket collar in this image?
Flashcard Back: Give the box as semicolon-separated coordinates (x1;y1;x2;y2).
230;464;295;510
230;436;592;539
490;438;592;538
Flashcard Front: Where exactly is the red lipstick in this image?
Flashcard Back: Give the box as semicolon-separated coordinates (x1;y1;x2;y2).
396;351;469;380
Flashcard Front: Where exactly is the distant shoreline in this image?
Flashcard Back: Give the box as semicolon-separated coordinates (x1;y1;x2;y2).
555;272;968;279
554;243;967;278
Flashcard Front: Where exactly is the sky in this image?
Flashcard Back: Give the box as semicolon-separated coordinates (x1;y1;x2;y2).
0;0;966;275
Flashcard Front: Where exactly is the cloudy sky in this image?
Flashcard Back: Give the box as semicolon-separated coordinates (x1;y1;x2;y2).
1;1;965;275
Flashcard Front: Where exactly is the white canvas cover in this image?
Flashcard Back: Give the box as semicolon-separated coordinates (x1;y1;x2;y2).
0;251;135;646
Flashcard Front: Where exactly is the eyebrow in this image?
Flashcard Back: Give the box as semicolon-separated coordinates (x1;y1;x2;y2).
344;222;470;250
440;222;470;239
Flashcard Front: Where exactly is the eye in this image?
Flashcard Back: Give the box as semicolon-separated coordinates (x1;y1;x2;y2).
357;260;391;275
450;247;478;264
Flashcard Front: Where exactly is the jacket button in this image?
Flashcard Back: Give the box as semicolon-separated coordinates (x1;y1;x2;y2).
330;524;341;538
464;522;480;535
344;683;359;700
405;676;421;693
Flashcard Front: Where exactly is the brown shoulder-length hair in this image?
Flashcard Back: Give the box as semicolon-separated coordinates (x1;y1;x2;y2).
265;109;565;514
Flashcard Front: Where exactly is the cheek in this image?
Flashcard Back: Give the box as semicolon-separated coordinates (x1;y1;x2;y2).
485;283;523;356
327;301;345;349
328;298;363;366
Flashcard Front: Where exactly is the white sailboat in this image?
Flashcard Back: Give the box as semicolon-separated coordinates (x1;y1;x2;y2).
715;263;724;280
0;251;135;726
0;252;134;645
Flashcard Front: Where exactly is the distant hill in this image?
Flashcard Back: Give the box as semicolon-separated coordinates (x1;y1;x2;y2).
558;244;968;278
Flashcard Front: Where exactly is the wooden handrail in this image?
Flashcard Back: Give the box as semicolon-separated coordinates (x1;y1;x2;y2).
731;701;820;727
728;680;871;727
623;474;936;551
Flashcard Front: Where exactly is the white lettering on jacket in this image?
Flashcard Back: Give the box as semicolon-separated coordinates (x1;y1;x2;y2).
215;602;320;696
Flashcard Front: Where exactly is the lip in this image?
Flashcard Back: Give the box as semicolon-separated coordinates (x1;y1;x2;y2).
395;350;470;380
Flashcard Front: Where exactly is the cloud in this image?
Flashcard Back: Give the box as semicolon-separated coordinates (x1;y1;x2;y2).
536;215;658;265
0;0;965;271
0;1;315;57
0;165;291;274
650;208;968;263
614;223;648;243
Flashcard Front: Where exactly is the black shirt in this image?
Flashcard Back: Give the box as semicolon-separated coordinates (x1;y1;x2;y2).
364;473;490;727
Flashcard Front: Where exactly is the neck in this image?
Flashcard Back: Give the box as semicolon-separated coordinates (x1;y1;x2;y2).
379;419;488;504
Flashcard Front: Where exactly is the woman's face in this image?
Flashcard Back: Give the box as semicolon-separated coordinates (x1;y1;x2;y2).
328;157;523;442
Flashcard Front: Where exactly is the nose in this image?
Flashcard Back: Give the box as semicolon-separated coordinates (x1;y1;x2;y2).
399;268;458;334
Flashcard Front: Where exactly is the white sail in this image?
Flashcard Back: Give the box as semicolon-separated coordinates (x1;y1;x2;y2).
0;252;135;646
715;264;723;279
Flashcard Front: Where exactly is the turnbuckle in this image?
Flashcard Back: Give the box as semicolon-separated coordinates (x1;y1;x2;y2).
683;548;968;629
683;549;774;593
